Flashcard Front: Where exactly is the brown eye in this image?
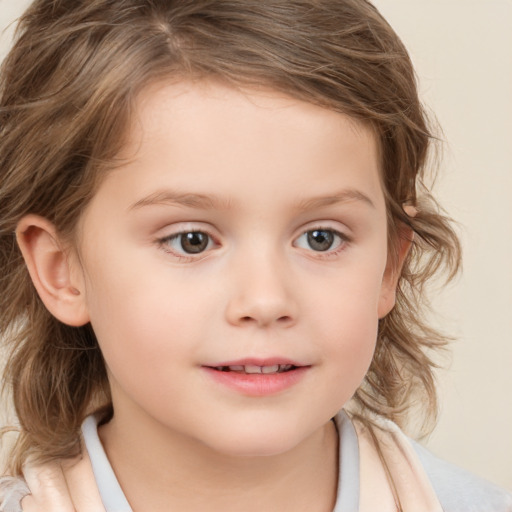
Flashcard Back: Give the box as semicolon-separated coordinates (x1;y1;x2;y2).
160;231;213;257
179;232;209;253
294;228;346;254
307;230;335;251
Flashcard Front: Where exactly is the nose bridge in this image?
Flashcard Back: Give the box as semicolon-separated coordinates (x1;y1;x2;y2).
225;238;297;328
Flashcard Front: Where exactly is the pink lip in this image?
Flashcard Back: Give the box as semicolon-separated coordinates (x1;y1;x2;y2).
201;358;310;397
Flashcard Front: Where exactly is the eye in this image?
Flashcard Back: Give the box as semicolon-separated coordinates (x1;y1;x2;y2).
161;231;213;255
294;228;346;252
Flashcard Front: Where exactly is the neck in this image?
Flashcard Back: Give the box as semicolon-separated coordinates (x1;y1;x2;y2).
99;411;339;512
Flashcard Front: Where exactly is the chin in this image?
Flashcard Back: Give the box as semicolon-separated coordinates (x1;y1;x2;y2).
200;420;314;459
212;437;300;458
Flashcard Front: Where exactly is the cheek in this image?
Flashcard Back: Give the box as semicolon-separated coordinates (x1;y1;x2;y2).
83;275;197;415
309;263;383;383
81;253;176;359
325;309;378;385
81;249;219;377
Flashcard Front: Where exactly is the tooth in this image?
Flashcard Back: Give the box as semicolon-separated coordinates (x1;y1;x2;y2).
228;366;244;372
261;365;279;374
281;364;293;371
244;365;262;374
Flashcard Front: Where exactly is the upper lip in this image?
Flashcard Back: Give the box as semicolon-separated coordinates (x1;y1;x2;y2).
203;357;307;368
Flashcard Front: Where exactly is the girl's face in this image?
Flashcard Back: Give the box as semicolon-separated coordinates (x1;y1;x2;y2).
74;80;399;456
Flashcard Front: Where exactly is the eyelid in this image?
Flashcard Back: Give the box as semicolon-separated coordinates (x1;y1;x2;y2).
156;224;220;261
293;220;352;241
292;225;351;256
154;221;351;262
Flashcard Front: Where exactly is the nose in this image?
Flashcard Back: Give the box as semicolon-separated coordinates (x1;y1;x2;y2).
224;250;298;328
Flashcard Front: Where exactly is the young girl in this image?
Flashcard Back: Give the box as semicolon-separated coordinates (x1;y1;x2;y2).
0;1;510;511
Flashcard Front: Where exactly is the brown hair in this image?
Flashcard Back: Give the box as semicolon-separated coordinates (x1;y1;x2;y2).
0;0;461;475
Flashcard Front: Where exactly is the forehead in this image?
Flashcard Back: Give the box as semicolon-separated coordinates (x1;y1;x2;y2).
87;79;385;221
131;79;374;150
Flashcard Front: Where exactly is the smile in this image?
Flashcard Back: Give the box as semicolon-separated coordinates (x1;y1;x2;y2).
213;364;295;374
202;359;309;396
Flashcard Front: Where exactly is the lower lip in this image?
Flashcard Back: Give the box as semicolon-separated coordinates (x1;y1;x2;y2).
202;367;309;396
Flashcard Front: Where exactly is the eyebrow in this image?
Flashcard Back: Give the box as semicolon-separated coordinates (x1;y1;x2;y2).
129;191;232;211
296;189;376;211
128;188;375;212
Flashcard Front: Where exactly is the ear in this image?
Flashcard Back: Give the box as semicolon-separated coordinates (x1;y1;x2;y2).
377;224;414;319
16;215;90;327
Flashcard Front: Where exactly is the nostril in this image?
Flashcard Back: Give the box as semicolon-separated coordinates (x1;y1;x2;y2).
238;315;293;326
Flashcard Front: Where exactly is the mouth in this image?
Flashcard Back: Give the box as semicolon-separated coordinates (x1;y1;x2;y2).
202;359;309;396
211;364;297;374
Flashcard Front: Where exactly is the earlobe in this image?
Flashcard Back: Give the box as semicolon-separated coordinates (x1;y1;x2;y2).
378;226;414;319
16;215;90;327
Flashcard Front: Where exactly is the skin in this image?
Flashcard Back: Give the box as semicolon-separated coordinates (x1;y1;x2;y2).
17;80;409;511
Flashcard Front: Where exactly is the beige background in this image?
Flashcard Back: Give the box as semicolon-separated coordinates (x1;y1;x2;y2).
1;0;511;490
371;0;512;490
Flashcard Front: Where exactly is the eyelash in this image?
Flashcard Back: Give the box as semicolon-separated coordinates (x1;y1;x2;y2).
157;229;219;262
293;228;349;259
156;227;350;262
